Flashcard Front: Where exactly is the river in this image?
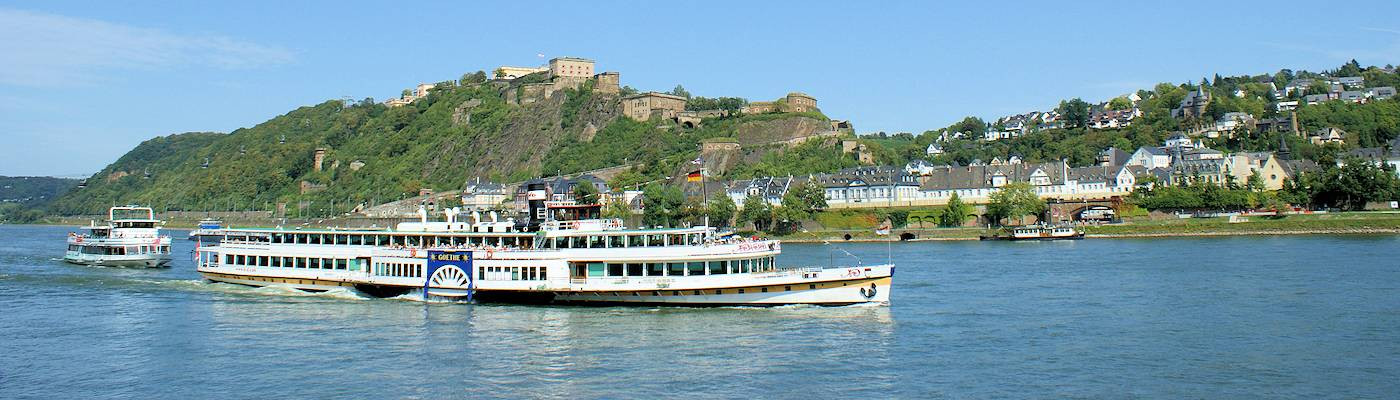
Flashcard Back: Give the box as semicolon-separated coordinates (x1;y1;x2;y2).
1;224;1397;398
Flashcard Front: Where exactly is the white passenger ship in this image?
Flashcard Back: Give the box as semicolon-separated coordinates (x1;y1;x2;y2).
188;218;227;242
195;199;893;306
65;206;174;268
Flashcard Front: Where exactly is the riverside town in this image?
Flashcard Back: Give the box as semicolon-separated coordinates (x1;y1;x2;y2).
4;2;1400;398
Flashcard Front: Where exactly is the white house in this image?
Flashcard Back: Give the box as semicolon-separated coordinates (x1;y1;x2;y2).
1126;146;1171;170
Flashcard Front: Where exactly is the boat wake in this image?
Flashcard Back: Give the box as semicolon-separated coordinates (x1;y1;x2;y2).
387;289;474;304
146;279;372;301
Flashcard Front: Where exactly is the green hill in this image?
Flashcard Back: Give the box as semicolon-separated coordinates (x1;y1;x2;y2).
49;77;836;216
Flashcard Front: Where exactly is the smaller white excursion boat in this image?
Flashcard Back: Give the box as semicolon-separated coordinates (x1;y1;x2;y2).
188;218;226;242
980;224;1085;241
64;206;174;268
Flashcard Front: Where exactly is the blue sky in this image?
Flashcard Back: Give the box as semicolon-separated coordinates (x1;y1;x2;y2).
2;1;1399;177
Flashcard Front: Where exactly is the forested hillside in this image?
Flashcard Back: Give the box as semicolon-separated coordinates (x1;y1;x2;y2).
48;76;832;216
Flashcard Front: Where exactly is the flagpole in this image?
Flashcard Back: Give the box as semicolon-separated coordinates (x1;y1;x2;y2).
702;167;709;228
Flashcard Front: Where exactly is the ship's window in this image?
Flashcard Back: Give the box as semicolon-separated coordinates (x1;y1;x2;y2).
556;237;570;249
161;246;170;254
708;261;725;275
761;287;768;293
295;258;305;268
608;235;624;248
688;262;705;276
626;263;643;277
785;286;791;291
647;234;664;246
348;235;361;246
335;259;347;270
589;236;604;248
571;236;586;249
628;235;644;247
271;257;281;268
810;284;816;290
667;262;685;276
606;263;622;277
647;263;664;276
259;256;269;267
235;255;245;265
539;267;546;280
737;289;745;294
478;266;485;279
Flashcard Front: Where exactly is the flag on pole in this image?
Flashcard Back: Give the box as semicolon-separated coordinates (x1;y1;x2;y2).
686;170;703;182
691;156;704;165
875;220;892;236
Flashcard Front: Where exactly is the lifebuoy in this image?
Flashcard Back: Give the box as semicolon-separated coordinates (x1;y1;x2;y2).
483;249;494;259
410;248;418;258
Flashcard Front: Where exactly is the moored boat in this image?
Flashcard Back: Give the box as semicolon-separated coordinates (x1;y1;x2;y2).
64;206;174;268
195;200;893;306
979;224;1085;241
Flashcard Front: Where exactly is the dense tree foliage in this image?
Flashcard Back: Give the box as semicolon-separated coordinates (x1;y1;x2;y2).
939;193;970;227
985;182;1046;225
641;183;685;227
737;195;773;232
1282;157;1400;210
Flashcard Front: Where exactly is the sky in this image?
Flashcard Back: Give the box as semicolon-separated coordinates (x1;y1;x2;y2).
2;1;1399;177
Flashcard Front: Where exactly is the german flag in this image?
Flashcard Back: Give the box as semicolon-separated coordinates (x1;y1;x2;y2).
686;170;703;182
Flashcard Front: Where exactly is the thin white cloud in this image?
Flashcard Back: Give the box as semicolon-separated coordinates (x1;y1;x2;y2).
0;8;295;87
1361;27;1400;35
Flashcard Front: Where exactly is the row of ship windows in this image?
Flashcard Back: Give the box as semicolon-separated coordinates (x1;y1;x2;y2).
373;262;422;278
69;245;171;255
369;264;547;281
225;254;356;271
582;257;776;278
480;266;546;281
243;234;532;249
543;233;707;249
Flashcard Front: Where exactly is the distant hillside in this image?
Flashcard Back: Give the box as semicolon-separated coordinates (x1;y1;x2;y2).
49;76;838;216
0;176;79;206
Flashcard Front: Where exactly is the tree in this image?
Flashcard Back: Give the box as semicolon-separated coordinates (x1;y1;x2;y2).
603;193;631;219
573;181;600;205
461;71;487;85
985;182;1047;225
1246;170;1264;192
737;195;773;231
401;89;412;97
1312;157;1400;210
668;84;691;99
1108;96;1133;110
706;195;737;227
1058;98;1091;129
938;193;969;227
493;68;507;78
620;85;639;96
641;183;685;227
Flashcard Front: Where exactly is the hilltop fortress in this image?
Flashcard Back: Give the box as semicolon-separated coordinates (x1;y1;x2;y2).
384;56;832;131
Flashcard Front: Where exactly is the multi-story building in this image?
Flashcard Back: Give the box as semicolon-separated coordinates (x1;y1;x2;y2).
621;92;688;121
548;57;595;78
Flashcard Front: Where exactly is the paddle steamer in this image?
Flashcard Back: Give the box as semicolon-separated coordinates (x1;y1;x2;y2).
195;197;893;306
64;206;173;268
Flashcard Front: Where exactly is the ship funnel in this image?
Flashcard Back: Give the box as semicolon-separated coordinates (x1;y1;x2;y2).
471;211;481;225
489;211;499;222
417;204;428;224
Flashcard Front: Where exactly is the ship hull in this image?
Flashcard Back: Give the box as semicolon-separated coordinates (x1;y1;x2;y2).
198;271;893;306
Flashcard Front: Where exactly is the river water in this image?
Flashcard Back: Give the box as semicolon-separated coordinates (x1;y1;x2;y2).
1;224;1398;399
